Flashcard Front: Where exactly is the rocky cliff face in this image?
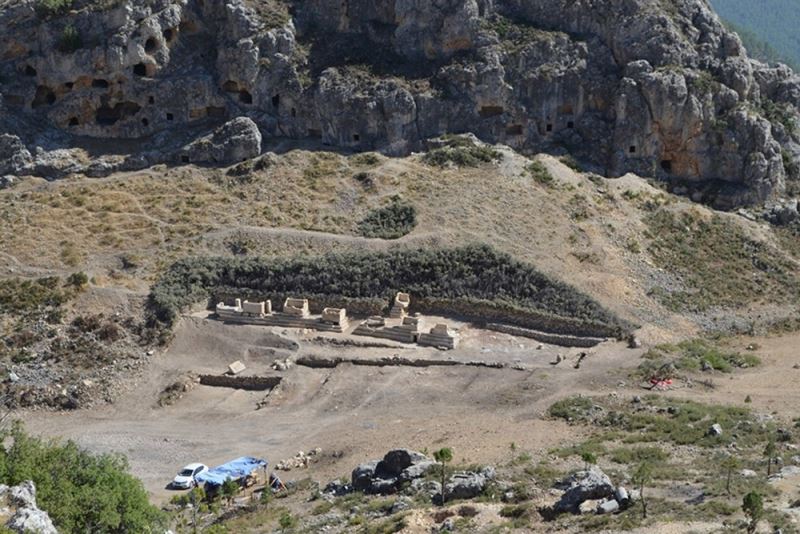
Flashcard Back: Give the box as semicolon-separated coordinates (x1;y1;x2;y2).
1;0;799;207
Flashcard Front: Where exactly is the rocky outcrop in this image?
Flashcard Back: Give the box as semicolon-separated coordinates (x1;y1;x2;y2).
2;481;58;534
1;0;799;207
351;449;437;494
178;116;262;165
553;466;615;514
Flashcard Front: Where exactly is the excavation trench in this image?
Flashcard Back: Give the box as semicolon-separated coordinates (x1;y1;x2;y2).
295;355;521;370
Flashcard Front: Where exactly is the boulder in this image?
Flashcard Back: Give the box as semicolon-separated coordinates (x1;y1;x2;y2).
444;470;492;500
578;498;602;515
351;460;379;492
380;449;429;477
179;117;262;165
597;499;620;515
0;135;31;175
554;466;615;514
708;423;723;437
3;481;58;534
351;449;436;494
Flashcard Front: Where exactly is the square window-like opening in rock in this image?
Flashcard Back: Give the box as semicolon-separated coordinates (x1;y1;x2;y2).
272;94;280;108
181;155;189;163
660;160;673;173
567;121;574;129
68;117;78;126
133;63;148;77
353;134;360;142
629;145;636;154
166;112;174;121
546;123;553;132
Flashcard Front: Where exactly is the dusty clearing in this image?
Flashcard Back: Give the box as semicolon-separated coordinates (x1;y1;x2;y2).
25;314;635;502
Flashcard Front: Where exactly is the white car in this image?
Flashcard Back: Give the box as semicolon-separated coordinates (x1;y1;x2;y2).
172;463;208;489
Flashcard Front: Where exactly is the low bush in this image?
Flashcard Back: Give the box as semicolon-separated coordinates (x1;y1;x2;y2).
357;197;417;239
422;136;501;167
639;339;760;377
527;160;554;185
0;276;82;323
548;396;594;422
148;245;627;336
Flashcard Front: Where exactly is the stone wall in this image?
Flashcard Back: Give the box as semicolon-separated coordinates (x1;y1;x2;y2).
198;374;282;390
413;297;628;339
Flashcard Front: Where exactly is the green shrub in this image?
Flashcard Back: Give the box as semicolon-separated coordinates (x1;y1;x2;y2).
0;422;165;533
357;197;417;239
148;245;627;335
0;276;78;323
637;339;760;378
58;25;82;53
609;446;669;465
527;160;554;185
422;137;502;167
548;396;593;422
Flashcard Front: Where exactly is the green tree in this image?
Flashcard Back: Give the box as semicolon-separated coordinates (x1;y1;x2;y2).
632;461;653;519
581;452;597;470
764;438;777;477
220;477;240;507
433;447;453;506
0;421;164;533
720;454;740;495
742;491;764;534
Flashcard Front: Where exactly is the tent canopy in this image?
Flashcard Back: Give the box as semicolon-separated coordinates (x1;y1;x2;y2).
195;456;268;486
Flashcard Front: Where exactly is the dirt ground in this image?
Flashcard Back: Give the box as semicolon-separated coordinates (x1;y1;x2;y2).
23;313;636;503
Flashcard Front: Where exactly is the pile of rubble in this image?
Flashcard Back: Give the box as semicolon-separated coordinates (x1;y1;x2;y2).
275;448;322;471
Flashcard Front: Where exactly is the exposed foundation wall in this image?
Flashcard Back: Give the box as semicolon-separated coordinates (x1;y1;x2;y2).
198;375;282;390
413;297;627;339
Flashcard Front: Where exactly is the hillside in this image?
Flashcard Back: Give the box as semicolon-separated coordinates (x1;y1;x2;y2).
6;145;800;532
3;0;800;532
2;0;800;208
711;0;800;68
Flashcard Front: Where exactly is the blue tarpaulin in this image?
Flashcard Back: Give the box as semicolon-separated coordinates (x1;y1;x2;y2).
195;456;268;486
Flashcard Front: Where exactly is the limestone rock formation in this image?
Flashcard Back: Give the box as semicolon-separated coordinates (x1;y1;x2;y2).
1;0;800;207
553;466;616;514
177;116;262;165
2;481;58;534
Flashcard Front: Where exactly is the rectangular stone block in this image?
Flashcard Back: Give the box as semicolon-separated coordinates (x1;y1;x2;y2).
227;360;246;375
322;307;346;325
242;300;266;315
